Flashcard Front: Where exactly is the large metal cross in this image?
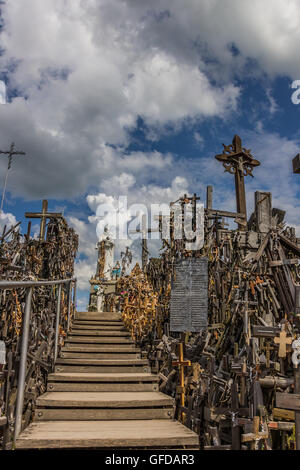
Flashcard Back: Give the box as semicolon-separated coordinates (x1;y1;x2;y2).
0;143;26;213
25;200;63;241
215;135;260;230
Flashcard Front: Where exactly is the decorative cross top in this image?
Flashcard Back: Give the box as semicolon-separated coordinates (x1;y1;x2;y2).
0;143;26;212
215;135;260;230
25;200;63;241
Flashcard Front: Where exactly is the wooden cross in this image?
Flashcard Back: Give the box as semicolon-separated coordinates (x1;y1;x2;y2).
0;143;26;212
25;200;63;241
241;416;269;450
274;330;293;358
263;340;274;368
215;135;260;230
172;342;191;422
129;214;160;270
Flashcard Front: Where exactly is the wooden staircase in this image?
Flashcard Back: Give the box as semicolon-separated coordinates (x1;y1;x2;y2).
16;312;199;449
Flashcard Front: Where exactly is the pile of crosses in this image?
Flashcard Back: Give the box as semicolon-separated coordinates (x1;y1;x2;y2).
0;201;78;448
117;264;160;345
120;136;300;450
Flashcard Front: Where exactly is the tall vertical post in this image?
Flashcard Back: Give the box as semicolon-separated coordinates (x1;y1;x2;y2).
206;186;213;229
0;143;26;214
294;365;300;450
73;279;77;312
14;287;33;442
54;284;62;365
67;281;72;333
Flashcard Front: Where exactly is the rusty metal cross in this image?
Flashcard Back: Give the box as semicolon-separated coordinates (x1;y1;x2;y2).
0;143;26;212
215;135;260;230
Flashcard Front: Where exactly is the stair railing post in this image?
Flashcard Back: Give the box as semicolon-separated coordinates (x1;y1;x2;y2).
14;286;33;443
67;280;72;333
73;278;77;313
54;284;62;366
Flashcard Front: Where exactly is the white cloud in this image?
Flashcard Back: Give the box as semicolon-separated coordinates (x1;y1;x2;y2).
0;211;17;234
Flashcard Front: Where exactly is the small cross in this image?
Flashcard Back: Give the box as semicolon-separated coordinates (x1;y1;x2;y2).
129;214;160;270
172;342;191;422
241;416;269;450
0;143;26;212
274;330;293;358
25;200;63;241
263;340;274;368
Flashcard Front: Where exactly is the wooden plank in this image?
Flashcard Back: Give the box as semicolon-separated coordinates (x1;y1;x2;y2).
55;365;151;373
273;408;295;421
55;358;148;366
34;408;173;421
61;346;139;353
71;325;126;331
48;372;159;383
16;420;199;449
36;391;173;408
69;331;130;337
64;338;134;345
60;352;140;359
65;337;134;344
47;382;158;392
268;421;295;431
276;393;300;411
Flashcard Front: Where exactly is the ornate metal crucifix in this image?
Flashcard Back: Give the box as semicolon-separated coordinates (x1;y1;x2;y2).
0;143;26;213
215;135;260;230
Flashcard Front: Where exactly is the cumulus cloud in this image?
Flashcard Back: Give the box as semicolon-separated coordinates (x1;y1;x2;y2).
0;210;18;234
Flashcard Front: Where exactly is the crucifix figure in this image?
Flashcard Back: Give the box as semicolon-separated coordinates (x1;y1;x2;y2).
25;200;63;241
0;143;26;213
215;135;260;230
129;214;160;270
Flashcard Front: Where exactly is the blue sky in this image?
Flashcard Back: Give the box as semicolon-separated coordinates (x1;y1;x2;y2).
0;1;300;309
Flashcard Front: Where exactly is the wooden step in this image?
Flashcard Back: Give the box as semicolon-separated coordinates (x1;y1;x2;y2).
71;324;126;330
61;346;140;353
60;351;141;359
65;337;134;344
63;342;136;349
48;372;160;383
16;420;199;449
34;408;173;421
56;358;148;365
47;382;158;392
75;312;121;321
55;359;151;373
73;320;123;326
35;392;174;421
68;331;130;337
36;391;173;408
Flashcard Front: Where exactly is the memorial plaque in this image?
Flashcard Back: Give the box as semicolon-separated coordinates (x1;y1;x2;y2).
170;257;208;332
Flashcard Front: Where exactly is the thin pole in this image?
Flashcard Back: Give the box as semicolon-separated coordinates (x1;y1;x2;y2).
54;284;62;365
0;165;9;213
73;279;77;312
14;287;33;442
67;281;72;332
